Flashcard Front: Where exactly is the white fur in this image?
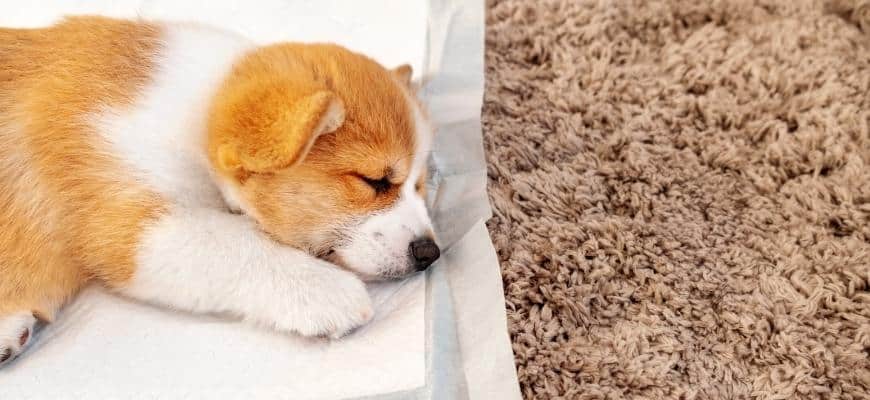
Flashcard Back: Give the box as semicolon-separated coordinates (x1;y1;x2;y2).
124;207;373;337
96;24;372;337
94;23;252;211
335;95;435;278
0;311;36;365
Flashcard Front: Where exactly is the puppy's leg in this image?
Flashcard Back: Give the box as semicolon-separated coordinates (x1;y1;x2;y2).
0;311;37;367
114;207;372;338
0;231;84;367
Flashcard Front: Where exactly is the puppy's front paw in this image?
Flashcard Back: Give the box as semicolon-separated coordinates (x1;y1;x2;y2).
271;264;373;339
0;311;37;367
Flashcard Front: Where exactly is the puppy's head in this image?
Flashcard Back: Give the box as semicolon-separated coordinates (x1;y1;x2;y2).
208;44;438;280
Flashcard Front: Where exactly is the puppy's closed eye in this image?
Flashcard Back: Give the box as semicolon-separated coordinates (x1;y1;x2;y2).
359;175;392;195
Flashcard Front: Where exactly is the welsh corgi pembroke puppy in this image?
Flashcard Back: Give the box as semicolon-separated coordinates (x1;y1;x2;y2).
0;16;440;366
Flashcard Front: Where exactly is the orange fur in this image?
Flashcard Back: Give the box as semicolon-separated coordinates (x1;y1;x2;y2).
0;17;166;319
209;44;419;254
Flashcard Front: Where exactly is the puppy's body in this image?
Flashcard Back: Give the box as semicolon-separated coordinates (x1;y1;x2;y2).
0;17;436;365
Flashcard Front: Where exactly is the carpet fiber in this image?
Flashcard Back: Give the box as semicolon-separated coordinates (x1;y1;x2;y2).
482;1;870;398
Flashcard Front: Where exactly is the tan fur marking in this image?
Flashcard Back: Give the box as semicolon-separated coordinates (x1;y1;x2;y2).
208;44;418;253
0;17;166;316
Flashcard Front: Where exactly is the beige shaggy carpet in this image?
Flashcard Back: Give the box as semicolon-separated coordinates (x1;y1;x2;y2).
482;1;870;399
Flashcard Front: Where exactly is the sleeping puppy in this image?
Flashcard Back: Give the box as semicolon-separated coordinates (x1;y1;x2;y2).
0;16;439;366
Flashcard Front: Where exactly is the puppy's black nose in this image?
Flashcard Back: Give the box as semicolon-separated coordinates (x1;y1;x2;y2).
410;238;440;271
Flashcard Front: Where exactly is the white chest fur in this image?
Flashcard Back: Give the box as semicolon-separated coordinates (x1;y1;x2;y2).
92;23;252;209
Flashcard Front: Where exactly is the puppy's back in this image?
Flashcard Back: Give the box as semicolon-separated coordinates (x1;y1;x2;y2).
0;17;166;319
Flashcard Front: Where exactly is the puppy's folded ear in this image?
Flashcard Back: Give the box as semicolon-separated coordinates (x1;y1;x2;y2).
209;80;345;174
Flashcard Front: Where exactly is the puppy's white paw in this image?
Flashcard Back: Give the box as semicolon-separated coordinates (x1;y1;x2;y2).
295;267;373;339
268;263;373;339
0;311;37;367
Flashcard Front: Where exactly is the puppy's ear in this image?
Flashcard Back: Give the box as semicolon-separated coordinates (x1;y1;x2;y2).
391;64;413;87
210;80;345;174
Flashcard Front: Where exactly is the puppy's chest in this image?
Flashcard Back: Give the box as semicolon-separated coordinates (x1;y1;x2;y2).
94;104;224;208
93;25;253;208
